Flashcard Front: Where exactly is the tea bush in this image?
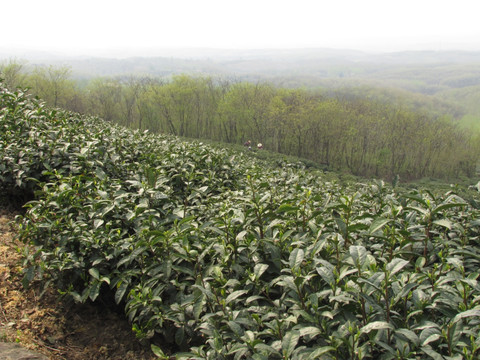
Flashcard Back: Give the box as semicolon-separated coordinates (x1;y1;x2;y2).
2;83;480;359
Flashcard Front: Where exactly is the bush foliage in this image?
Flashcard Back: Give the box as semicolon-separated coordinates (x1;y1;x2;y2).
2;83;480;359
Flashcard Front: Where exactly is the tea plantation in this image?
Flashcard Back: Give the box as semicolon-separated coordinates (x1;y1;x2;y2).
1;83;480;359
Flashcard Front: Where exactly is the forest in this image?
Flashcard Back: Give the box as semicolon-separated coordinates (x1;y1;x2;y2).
0;56;479;181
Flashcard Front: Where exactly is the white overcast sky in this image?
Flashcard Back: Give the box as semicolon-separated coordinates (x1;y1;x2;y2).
2;0;480;56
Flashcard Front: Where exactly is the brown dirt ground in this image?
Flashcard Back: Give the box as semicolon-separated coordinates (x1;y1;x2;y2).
0;207;157;360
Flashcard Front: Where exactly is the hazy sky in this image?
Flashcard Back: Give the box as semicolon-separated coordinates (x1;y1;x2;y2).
2;0;480;56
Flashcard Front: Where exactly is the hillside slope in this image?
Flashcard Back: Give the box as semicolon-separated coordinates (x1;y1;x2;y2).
2;83;480;359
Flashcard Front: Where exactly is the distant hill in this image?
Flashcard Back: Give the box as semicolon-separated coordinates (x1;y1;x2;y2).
4;47;480;81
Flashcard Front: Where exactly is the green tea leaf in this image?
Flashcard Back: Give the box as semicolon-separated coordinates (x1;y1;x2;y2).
88;268;100;280
317;267;334;286
309;346;335;358
395;328;419;346
289;248;304;271
175;327;185;346
193;293;205;320
386;258;409;275
236;230;247;241
452;309;480;324
88;281;101;302
227;321;244;336
282;330;300;358
350;245;367;267
420;346;444;360
433;219;452;230
432;202;467;215
93;219;104;229
420;328;441;346
298;326;322;338
115;281;129;304
253;263;269;280
225;290;248;305
360;321;394;334
368;217;391;234
151;344;167;358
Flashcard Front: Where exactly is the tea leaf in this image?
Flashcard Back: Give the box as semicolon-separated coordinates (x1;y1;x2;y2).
309;346;335;358
368;218;391;234
386;258;409;276
452;309;480;324
289;248;304;271
225;290;248;305
350;245;367;267
297;326;322;338
88;268;100;280
433;218;452;230
253;263;269;280
360;321;394;334
282;330;300;358
115;281;129;304
395;328;419;346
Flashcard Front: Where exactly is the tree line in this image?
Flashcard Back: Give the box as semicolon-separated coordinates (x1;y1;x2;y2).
1;60;478;180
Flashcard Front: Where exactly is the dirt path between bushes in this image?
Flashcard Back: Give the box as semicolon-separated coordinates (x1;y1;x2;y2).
0;208;156;360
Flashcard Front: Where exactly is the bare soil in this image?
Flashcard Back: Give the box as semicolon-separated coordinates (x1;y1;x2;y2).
0;207;156;360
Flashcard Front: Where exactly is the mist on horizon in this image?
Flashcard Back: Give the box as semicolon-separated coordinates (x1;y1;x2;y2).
1;0;480;59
